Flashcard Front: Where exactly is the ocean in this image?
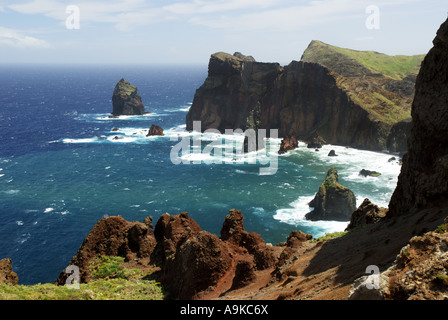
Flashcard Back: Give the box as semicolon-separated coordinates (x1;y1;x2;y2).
0;64;401;285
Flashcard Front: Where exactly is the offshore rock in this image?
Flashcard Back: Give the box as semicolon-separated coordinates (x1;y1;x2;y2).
111;78;146;116
147;124;164;136
306;168;356;221
278;134;298;154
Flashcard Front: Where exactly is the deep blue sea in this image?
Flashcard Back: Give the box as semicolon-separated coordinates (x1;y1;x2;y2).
0;64;402;285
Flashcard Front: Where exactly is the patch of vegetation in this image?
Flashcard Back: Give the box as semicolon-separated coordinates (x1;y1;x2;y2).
434;274;448;286
313;231;348;243
434;224;448;234
0;255;166;300
0;279;165;300
303;40;424;80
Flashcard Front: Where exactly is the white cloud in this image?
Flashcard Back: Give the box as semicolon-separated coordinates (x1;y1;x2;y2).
0;26;50;48
5;0;428;33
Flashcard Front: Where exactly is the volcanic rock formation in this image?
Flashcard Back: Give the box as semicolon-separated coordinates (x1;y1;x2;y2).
111;78;146;116
306;168;357;221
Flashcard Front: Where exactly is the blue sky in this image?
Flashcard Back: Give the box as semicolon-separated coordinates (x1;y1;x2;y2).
0;0;446;65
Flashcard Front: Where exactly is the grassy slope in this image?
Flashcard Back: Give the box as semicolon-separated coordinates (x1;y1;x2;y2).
0;256;166;300
301;40;424;80
301;41;424;125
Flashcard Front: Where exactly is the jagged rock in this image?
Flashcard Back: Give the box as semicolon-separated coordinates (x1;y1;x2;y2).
111;78;146;116
278;134;298;154
383;231;448;300
146;124;164;136
306;168;356;221
346;198;388;230
221;209;276;270
328;150;337;157
164;231;233;299
54;216;157;284
0;258;18;285
305;133;326;149
153;212;201;265
359;169;381;177
389;18;448;217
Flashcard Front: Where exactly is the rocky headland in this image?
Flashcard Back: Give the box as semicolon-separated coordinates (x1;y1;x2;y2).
186;41;424;154
111;78;147;117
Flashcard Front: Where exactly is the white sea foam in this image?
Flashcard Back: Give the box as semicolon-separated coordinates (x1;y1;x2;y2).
3;190;19;195
44;207;54;213
62;137;99;144
273;195;349;238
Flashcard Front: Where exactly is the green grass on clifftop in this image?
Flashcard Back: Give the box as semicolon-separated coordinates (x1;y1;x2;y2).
301;40;424;80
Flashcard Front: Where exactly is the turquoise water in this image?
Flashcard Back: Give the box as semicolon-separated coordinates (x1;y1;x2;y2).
0;64;401;284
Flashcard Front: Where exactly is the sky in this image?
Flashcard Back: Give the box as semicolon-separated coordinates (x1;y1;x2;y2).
0;0;446;65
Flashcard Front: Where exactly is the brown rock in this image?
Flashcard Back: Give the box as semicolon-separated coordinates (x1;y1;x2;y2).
147;124;164;136
163;231;233;299
278;133;298;154
346;198;388;230
54;215;157;284
0;258;18;285
220;209;276;270
153;212;201;264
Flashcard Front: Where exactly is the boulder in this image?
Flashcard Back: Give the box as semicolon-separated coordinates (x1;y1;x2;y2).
346;198;388;230
359;169;381;177
147;124;164;136
111;78;146;116
328;149;337;157
306;168;357;221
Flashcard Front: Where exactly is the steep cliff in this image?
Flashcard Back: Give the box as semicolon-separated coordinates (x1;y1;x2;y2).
186;52;282;132
388;18;448;217
187;42;423;152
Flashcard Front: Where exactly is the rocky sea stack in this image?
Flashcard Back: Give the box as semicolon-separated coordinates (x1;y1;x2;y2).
306;168;356;221
111;78;146;116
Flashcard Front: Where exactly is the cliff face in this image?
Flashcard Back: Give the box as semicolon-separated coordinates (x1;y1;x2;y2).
187;42;423;152
186;52;282;132
262;60;385;150
388;18;448;216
